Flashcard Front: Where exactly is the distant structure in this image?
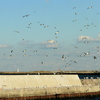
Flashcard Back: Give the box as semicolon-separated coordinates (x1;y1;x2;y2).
17;68;20;72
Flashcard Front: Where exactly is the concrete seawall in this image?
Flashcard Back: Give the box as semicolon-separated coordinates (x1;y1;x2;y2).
0;75;81;88
0;75;99;98
81;79;100;85
0;86;100;98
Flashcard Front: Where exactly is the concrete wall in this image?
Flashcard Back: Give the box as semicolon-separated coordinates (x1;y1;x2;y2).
0;75;99;98
81;79;100;85
0;86;100;98
0;75;82;88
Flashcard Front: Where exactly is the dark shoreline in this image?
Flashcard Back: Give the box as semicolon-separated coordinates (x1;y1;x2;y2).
0;71;99;75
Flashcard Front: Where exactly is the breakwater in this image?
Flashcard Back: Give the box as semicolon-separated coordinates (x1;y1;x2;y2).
0;71;99;99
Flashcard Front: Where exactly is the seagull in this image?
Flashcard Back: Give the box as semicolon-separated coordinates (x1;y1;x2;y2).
44;25;49;28
29;55;31;57
75;13;77;15
84;25;90;27
74;46;78;48
74;61;77;63
55;31;59;35
70;60;77;63
94;56;97;59
33;50;37;52
13;30;20;33
11;50;13;53
55;36;58;38
84;41;89;43
79;29;82;31
22;14;29;18
45;55;48;57
28;23;32;26
87;6;93;9
54;27;56;29
27;26;31;28
53;47;57;49
84;51;90;56
62;55;64;60
85;17;88;20
73;7;76;9
34;11;36;13
23;54;26;57
65;56;69;58
41;62;43;64
78;55;82;57
40;24;44;26
66;63;71;66
73;20;77;22
23;49;26;52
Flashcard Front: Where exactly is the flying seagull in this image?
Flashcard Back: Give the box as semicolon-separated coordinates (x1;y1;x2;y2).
11;50;13;53
22;14;29;18
94;56;97;59
62;55;64;60
87;6;93;9
55;31;59;35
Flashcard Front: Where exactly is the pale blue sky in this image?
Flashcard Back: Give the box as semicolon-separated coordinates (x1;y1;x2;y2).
0;0;100;72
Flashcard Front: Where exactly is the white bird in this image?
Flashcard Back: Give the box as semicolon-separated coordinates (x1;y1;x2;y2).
87;6;93;9
33;50;37;52
44;25;49;28
23;50;26;52
55;31;59;35
28;23;32;26
84;51;90;56
23;54;26;57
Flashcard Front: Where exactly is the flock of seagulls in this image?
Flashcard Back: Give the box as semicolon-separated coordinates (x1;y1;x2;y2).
25;6;98;70
2;5;99;71
60;6;99;68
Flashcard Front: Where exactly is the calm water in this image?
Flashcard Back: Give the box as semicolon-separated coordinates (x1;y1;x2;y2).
78;74;100;79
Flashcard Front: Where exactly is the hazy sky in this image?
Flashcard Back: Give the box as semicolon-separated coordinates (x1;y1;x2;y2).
0;0;100;72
